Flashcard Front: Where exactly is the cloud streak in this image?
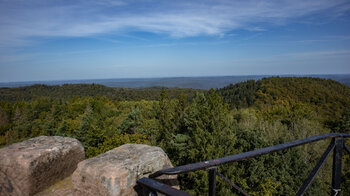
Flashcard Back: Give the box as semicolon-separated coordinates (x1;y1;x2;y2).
0;0;350;46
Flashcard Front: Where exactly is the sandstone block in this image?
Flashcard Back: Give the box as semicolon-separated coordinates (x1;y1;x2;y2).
72;143;178;196
0;136;85;196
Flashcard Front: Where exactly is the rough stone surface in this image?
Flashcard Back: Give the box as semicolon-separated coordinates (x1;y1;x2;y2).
35;175;73;196
0;136;85;196
72;143;178;196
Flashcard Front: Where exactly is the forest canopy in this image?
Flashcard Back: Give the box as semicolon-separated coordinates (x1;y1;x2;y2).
0;84;205;102
0;77;349;195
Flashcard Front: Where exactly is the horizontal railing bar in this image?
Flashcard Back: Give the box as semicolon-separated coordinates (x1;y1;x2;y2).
296;140;335;196
216;172;250;196
137;177;191;196
151;133;350;177
345;143;350;155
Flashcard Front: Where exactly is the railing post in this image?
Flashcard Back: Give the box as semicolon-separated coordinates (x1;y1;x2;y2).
208;167;217;196
142;186;158;196
331;137;344;196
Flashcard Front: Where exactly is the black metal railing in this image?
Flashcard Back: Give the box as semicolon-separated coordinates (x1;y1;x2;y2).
137;133;350;196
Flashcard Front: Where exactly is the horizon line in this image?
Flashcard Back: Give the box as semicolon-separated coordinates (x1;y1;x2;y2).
1;73;350;84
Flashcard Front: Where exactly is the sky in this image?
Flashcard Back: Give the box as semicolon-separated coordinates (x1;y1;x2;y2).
0;0;350;82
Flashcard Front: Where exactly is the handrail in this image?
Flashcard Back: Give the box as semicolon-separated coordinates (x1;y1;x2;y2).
151;133;350;178
137;133;350;196
137;177;191;196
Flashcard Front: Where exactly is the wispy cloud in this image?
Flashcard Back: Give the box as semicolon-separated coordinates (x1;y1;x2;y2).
0;0;349;46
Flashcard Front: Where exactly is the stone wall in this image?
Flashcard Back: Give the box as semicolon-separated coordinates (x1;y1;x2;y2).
0;136;85;196
0;137;178;196
72;143;178;196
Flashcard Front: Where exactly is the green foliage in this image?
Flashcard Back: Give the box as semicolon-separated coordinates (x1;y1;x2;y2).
86;133;150;158
1;77;350;195
170;90;238;195
0;84;205;102
218;80;260;109
117;107;143;134
218;77;350;125
154;88;175;151
334;108;350;133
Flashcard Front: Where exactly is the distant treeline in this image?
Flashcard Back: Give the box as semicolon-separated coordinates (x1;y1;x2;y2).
0;84;206;102
1;75;350;89
0;77;349;195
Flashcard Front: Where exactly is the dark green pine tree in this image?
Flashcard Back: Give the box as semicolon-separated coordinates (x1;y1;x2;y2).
338;108;350;133
179;89;238;195
56;120;68;136
154;88;175;153
169;93;190;166
74;107;92;148
117;107;143;134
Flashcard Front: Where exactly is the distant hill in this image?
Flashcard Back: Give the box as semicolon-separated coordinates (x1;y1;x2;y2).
217;77;350;122
1;74;349;89
0;84;205;102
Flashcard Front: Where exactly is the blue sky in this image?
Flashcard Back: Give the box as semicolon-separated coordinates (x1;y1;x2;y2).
0;0;350;82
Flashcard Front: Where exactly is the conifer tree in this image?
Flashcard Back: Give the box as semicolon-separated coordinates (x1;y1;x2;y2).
154;88;175;153
117;107;143;134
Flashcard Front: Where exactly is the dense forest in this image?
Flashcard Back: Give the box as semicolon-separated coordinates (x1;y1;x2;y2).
0;84;205;102
0;77;349;195
218;77;350;128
